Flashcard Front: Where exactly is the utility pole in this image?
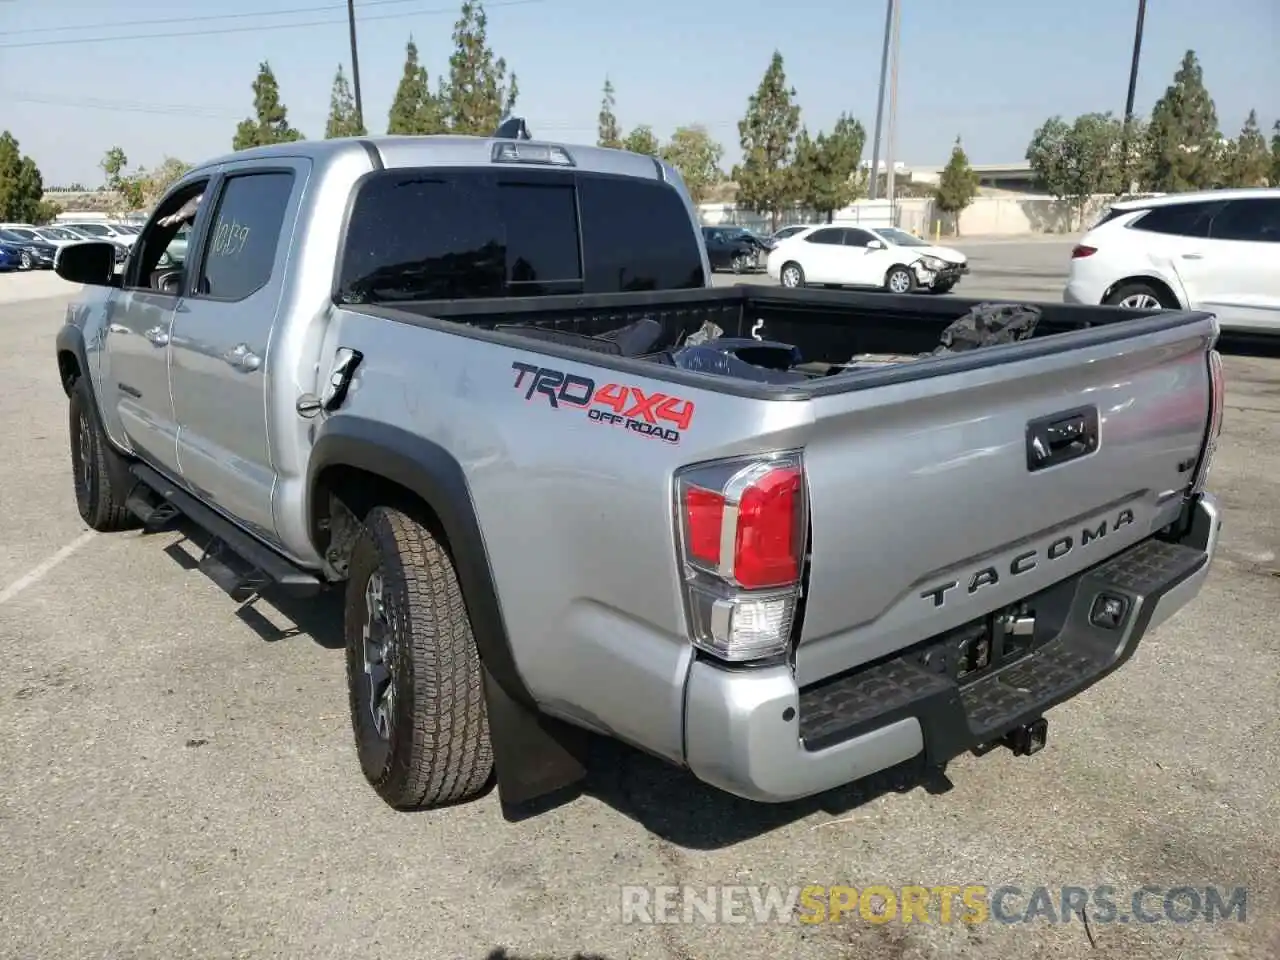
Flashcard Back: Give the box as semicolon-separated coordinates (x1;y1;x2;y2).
1118;0;1147;194
867;0;895;201
347;0;365;132
884;0;902;213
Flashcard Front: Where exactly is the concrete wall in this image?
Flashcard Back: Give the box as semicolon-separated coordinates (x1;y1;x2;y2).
699;193;1127;238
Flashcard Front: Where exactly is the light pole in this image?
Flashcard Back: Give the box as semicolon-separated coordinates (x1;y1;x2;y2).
884;0;902;211
347;0;365;131
1118;0;1147;194
867;0;895;201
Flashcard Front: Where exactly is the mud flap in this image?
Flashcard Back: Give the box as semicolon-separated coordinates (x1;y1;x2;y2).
482;666;591;819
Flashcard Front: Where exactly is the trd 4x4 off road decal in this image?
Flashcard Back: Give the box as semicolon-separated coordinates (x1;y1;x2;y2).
511;361;695;444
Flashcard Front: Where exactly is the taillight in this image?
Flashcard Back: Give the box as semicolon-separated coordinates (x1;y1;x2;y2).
1191;348;1224;494
675;452;807;663
1071;245;1097;258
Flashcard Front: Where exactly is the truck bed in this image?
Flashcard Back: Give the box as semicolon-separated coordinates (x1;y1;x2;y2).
356;285;1213;398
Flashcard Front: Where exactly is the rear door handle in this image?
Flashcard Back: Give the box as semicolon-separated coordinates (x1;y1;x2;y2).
144;326;169;347
224;342;261;372
1181;253;1204;260
1026;406;1099;471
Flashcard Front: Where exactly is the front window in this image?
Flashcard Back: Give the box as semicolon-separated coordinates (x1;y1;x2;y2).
874;227;928;247
2;227;38;241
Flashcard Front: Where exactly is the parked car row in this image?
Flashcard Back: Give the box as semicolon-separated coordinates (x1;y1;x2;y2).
0;219;139;272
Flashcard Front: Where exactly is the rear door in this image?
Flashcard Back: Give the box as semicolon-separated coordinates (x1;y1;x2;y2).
1192;197;1280;330
793;317;1214;686
169;162;305;545
796;227;845;283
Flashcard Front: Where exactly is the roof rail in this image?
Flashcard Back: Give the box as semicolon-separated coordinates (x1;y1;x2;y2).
493;115;532;140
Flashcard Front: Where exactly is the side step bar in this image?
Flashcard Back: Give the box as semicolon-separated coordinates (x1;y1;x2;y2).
127;463;322;599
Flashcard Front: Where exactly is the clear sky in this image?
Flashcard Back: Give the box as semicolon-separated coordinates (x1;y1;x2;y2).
1;0;1276;187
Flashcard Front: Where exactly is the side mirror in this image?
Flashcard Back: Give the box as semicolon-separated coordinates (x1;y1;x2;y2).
56;241;118;286
867;239;885;250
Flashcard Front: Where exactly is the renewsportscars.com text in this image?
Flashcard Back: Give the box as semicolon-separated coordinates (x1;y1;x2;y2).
619;884;1249;926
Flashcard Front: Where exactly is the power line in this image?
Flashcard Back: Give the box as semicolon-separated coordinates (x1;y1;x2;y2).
0;0;544;50
2;0;430;36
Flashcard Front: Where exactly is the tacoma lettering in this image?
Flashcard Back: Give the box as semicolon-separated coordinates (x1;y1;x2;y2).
920;508;1136;608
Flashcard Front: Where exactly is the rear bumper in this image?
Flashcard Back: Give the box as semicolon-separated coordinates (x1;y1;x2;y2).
683;492;1221;803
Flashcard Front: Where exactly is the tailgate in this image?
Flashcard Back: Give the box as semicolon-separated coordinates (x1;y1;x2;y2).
795;316;1214;687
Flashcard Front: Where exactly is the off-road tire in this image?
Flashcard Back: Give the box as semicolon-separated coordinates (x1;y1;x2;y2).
885;265;915;294
344;506;493;810
68;378;137;531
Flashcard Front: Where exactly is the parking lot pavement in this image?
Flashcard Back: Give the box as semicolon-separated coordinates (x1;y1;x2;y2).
2;256;1279;958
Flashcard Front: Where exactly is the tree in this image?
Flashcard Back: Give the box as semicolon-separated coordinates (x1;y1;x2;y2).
325;64;366;139
99;148;191;213
1220;110;1270;187
442;0;518;135
622;125;660;157
387;38;444;135
733;51;801;231
100;146;145;210
1142;50;1221;192
0;131;47;223
793;113;865;222
233;62;304;150
934;137;980;235
597;77;622;149
1026;113;1124;229
660;125;723;205
1271;120;1280;186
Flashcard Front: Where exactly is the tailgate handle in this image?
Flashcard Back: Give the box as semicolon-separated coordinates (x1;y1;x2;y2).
1026;406;1099;471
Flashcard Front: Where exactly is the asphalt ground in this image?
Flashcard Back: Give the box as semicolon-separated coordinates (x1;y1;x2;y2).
1;251;1278;960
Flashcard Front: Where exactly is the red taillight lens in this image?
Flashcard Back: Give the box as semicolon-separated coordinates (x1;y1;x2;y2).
1071;245;1097;259
733;465;802;588
675;452;808;663
684;487;725;566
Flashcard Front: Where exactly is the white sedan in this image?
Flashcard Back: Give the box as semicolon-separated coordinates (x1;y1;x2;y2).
766;225;968;294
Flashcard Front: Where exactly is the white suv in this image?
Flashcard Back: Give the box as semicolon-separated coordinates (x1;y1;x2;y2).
1064;188;1280;333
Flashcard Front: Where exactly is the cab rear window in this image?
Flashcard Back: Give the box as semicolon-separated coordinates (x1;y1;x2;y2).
337;168;705;303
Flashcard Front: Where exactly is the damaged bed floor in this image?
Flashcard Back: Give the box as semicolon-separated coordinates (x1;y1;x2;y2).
1;287;1278;960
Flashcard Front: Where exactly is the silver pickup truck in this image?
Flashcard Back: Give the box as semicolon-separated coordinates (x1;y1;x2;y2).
52;128;1224;820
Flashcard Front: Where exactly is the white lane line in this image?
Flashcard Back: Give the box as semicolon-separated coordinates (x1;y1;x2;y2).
0;531;97;606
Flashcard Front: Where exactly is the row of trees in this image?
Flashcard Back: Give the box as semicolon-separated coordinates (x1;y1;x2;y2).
1026;50;1280;227
235;0;516;150
0;132;62;224
600;52;979;232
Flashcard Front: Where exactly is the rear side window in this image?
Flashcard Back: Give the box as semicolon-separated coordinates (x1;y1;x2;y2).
805;228;844;245
576;173;704;292
1129;200;1226;238
197;171;295;301
1208;198;1280;243
338;168;703;303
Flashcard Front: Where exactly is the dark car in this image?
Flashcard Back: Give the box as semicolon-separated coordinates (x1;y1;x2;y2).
0;228;58;270
700;225;774;274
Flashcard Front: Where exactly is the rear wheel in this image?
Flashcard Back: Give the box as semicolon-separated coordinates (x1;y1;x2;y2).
1105;282;1174;310
344;506;493;810
885;265;915;294
780;262;805;288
